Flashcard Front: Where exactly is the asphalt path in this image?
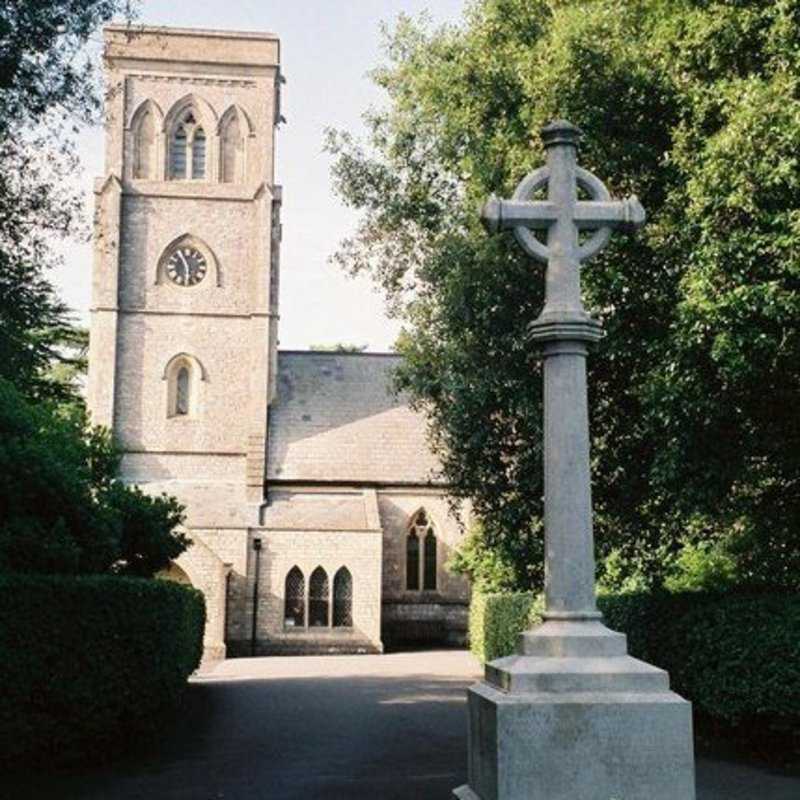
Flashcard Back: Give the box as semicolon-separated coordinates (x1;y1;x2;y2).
4;651;799;800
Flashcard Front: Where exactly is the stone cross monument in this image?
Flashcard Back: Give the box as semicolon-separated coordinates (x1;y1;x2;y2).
454;121;696;800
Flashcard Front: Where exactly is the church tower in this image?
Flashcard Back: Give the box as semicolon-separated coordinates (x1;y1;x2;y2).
88;26;282;655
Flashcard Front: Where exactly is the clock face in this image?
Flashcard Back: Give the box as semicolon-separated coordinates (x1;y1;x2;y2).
166;247;207;287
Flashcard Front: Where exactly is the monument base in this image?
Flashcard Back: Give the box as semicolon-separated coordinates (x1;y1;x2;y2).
454;621;696;800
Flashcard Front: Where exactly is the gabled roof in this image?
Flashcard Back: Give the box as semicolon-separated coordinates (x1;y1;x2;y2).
267;352;441;485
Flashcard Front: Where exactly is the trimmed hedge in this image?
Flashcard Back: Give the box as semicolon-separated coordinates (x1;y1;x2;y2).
469;591;543;664
470;590;800;755
0;574;205;767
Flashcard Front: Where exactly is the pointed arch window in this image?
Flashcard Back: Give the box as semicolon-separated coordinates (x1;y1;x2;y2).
407;510;437;592
133;108;155;179
164;354;205;419
169;109;207;180
309;567;330;628
284;567;305;628
333;568;353;628
220;112;242;183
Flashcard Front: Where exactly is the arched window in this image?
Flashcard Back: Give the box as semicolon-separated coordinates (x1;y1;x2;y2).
406;531;420;591
333;567;353;628
284;567;305;628
220;113;242;183
191;127;206;179
309;567;330;628
164;354;205;419
170;124;188;179
175;366;190;416
168;109;208;180
424;529;437;591
407;510;436;591
133;108;155;179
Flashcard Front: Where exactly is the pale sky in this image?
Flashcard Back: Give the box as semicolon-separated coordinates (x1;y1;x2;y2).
53;0;467;351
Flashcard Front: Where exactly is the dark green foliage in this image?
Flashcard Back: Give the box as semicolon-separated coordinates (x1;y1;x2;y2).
0;0;135;401
0;574;205;767
328;0;800;592
0;377;189;576
470;590;800;757
468;591;542;663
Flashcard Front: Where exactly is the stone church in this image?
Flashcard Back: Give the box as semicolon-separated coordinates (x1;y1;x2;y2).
87;25;470;659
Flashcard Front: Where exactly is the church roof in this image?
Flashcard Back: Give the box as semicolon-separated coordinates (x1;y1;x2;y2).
267;352;441;485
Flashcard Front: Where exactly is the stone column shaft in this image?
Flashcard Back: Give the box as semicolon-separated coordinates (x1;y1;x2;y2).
541;338;598;618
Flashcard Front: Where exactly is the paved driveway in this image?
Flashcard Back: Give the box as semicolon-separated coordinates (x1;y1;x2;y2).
5;651;799;799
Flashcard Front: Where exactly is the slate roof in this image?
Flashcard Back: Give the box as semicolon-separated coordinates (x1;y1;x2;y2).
261;490;375;530
266;352;440;484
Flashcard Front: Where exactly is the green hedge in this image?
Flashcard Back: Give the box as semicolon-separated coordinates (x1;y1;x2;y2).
0;574;205;767
469;591;543;663
470;590;800;752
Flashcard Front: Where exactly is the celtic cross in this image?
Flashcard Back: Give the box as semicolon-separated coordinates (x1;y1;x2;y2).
482;120;645;337
481;121;646;619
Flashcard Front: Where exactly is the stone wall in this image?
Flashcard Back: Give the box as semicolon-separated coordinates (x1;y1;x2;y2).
377;489;470;647
226;528;383;657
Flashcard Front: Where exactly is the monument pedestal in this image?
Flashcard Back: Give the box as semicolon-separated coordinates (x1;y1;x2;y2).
454;621;695;800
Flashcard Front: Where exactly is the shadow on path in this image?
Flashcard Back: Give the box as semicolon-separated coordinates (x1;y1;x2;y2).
2;652;799;800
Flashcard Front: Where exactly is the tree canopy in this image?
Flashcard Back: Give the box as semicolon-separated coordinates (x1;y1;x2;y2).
328;0;800;591
0;0;134;401
0;377;188;576
0;3;188;578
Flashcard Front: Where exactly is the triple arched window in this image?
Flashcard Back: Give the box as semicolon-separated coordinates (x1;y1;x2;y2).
284;566;353;629
130;97;251;183
406;510;437;591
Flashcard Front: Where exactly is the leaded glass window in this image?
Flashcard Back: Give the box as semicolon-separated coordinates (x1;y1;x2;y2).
407;510;437;592
406;531;420;591
333;567;353;627
284;567;305;628
191;128;206;179
309;567;330;627
424;530;437;591
170;125;187;179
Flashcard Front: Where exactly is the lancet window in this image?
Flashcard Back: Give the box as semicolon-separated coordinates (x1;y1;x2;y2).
333;568;353;628
169;109;206;180
284;565;353;631
406;510;437;592
309;567;330;628
220;112;243;183
133;107;155;179
284;567;305;628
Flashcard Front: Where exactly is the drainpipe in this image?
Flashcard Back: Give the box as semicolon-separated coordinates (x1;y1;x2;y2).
251;537;262;657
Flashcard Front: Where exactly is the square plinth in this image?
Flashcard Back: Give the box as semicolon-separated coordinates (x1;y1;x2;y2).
455;680;695;800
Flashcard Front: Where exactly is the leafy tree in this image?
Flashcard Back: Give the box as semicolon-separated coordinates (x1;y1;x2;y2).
0;0;135;401
0;377;188;576
328;0;800;590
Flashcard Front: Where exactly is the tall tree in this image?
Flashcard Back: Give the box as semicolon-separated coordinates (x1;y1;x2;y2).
327;0;800;590
0;0;135;400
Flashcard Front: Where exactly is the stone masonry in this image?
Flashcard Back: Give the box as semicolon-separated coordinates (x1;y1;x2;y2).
87;24;469;658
